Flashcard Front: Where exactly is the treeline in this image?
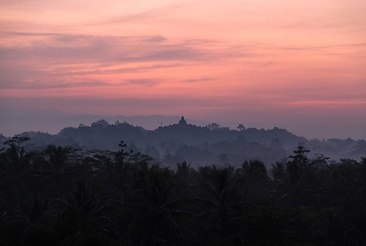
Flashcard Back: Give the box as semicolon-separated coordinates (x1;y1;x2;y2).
2;119;366;167
1;137;366;245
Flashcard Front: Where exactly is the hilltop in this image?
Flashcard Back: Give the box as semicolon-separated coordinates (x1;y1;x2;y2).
1;117;365;167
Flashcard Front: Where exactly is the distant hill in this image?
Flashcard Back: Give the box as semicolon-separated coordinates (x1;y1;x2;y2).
0;107;204;135
2;118;365;168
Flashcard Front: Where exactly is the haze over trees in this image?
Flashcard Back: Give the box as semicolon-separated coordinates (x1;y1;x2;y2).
2;117;365;168
1;118;365;245
0;134;366;245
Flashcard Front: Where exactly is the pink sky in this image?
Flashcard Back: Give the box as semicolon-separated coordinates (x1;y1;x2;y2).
1;0;366;139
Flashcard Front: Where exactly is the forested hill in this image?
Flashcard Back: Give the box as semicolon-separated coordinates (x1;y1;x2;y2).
1;118;365;167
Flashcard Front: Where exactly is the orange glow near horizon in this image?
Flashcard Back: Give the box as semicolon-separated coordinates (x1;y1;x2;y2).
0;0;366;138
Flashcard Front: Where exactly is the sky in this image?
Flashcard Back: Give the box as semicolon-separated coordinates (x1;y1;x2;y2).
0;0;366;139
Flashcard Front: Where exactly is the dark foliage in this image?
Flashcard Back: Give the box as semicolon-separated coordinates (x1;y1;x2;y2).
0;137;366;245
7;119;366;168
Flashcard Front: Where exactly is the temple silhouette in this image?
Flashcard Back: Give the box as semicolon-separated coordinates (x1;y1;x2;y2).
178;116;187;125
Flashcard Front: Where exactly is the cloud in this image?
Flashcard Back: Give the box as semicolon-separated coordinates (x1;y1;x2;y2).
142;35;167;43
0;78;112;89
49;63;184;77
259;61;273;67
259;42;366;52
287;100;366;107
0;31;249;90
183;39;224;45
0;32;216;64
245;77;366;104
28;80;112;89
183;77;216;83
2;31;62;37
0;95;228;111
98;3;185;24
125;79;159;87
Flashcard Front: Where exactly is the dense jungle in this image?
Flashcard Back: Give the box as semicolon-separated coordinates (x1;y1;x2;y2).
1;134;366;245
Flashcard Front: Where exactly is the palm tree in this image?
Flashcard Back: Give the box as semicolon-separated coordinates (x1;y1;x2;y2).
272;146;318;206
55;177;104;240
44;145;78;176
195;165;239;244
237;160;270;201
120;163;188;246
42;145;79;192
0;137;32;185
0;137;34;220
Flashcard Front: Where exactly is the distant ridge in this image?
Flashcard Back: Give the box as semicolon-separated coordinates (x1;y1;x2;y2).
0;107;202;136
1;107;365;140
1;117;365;167
0;107;250;137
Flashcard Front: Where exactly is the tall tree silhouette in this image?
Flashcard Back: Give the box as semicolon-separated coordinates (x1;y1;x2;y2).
195;165;239;244
120;163;187;246
272;146;316;206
